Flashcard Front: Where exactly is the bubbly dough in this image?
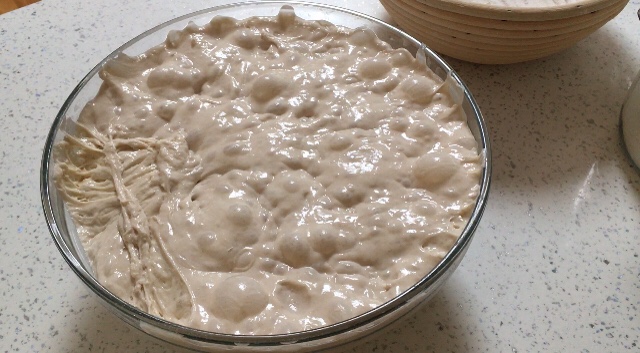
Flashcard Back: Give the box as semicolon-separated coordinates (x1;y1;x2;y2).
54;7;482;335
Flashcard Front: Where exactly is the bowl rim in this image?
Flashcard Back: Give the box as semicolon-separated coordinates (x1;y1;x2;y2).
40;0;491;347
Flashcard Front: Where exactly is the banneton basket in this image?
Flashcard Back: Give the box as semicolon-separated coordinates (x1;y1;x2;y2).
380;0;629;64
40;1;491;352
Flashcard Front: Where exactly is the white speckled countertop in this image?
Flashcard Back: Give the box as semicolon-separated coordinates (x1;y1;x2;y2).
1;0;639;351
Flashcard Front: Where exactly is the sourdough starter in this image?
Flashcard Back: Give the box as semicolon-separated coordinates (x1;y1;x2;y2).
54;7;483;334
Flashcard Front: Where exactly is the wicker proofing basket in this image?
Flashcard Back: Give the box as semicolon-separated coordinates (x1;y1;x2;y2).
380;0;629;64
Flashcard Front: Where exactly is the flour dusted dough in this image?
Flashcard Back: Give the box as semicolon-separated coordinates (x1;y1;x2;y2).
54;7;482;334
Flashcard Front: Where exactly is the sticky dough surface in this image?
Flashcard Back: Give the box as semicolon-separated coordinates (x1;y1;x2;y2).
54;8;482;335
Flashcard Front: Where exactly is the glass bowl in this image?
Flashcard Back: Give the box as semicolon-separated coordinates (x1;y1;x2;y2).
40;1;491;351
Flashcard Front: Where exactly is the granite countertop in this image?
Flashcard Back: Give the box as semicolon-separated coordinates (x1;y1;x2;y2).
1;0;639;351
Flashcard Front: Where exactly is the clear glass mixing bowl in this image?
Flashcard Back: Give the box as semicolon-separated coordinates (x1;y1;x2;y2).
40;1;491;351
